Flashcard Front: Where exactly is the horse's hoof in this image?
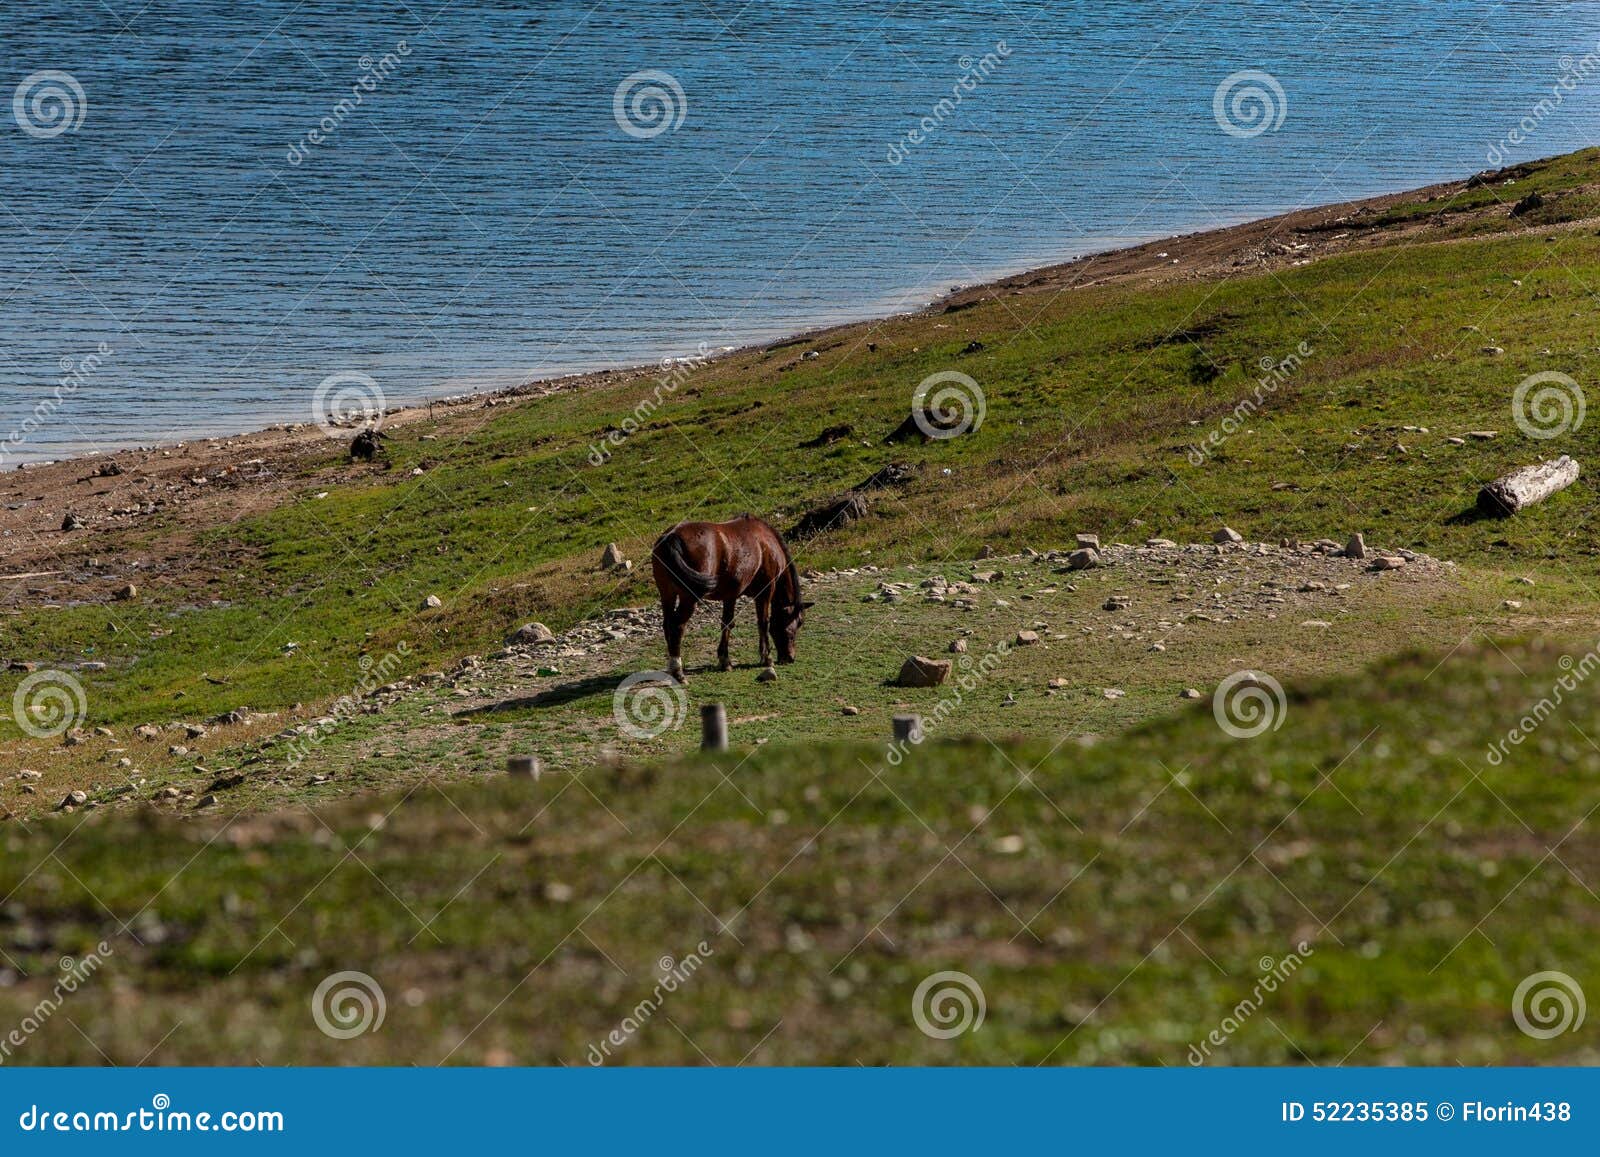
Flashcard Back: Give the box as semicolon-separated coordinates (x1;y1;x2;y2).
756;666;778;683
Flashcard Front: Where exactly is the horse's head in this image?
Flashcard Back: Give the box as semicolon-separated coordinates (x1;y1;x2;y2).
772;598;815;663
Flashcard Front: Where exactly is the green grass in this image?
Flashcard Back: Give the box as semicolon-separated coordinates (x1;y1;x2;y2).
2;638;1597;1064
6;151;1600;1065
7;150;1600;745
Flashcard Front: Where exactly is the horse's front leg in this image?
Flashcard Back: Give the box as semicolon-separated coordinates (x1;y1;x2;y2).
754;592;773;670
717;599;737;671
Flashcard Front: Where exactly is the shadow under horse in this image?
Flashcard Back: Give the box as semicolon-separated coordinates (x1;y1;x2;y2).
650;515;813;682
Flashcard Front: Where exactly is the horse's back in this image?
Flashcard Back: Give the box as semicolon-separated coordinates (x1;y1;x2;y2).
653;516;789;601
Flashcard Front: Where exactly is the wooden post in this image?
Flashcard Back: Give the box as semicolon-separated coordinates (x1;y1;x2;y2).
893;714;922;743
701;703;728;752
506;755;540;779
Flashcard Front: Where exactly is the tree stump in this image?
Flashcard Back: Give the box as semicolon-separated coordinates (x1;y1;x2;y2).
1477;455;1579;517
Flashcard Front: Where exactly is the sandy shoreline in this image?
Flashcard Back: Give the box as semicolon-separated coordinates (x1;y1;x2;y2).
0;157;1530;601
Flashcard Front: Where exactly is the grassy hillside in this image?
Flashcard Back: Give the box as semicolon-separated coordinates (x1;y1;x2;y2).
1;638;1596;1064
4;150;1600;748
4;152;1600;1067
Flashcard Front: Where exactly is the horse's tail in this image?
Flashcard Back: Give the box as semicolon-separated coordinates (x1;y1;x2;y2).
654;528;717;599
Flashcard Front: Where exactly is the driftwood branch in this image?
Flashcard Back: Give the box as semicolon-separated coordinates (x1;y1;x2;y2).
1478;455;1579;517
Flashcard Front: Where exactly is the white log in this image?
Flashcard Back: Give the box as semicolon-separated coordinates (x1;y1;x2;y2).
1478;455;1579;516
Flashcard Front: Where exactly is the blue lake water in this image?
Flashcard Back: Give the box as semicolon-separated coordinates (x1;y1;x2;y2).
2;0;1599;462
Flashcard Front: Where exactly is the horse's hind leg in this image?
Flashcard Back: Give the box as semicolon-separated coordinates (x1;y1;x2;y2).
717;599;737;671
663;593;693;683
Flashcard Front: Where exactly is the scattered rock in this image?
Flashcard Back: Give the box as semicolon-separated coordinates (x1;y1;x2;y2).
421;594;442;609
600;542;625;569
756;666;778;683
1509;191;1545;217
840;705;860;716
1180;688;1203;700
507;622;556;645
893;655;952;687
1066;548;1099;571
350;426;387;461
791;492;869;540
1075;533;1100;550
1213;526;1243;544
1343;532;1366;560
1370;555;1407;571
949;639;968;654
1103;688;1125;699
1015;630;1040;646
113;583;138;601
61;512;85;531
57;790;87;810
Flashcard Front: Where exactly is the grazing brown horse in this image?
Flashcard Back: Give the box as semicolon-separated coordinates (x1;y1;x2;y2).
651;515;812;682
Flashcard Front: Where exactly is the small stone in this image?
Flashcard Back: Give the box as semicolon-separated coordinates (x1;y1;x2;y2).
1048;677;1069;689
1074;533;1100;550
993;834;1025;854
1180;688;1203;700
195;794;218;809
134;724;160;740
1343;532;1366;560
1503;600;1522;610
1481;346;1505;357
600;542;625;568
421;594;442;609
1371;555;1407;571
1103;688;1125;699
840;705;860;716
507;622;556;645
1466;430;1497;440
1066;548;1098;571
114;584;138;601
1213;526;1243;544
756;666;778;683
894;656;952;687
544;882;574;903
949;639;968;654
58;790;87;810
157;787;181;801
1015;630;1040;646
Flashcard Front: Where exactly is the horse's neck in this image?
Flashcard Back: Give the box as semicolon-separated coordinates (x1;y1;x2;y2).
777;560;798;606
